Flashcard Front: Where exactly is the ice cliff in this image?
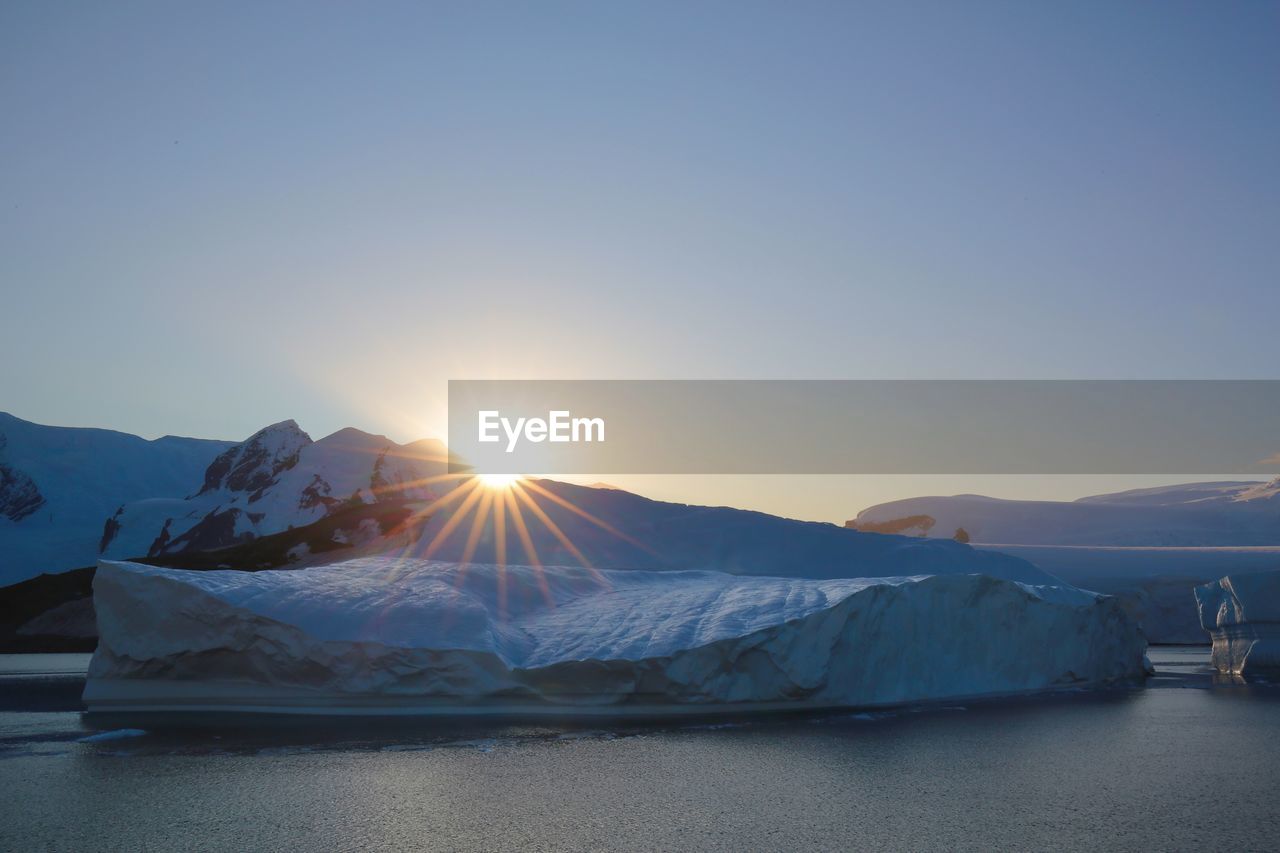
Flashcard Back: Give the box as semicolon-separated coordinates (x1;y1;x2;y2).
84;559;1148;715
1195;572;1280;677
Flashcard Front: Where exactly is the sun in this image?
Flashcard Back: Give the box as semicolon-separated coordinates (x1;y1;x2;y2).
477;473;522;490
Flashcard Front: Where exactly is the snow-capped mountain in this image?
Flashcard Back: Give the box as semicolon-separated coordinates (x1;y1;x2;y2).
193;418;311;499
851;479;1280;547
99;421;454;563
0;413;233;585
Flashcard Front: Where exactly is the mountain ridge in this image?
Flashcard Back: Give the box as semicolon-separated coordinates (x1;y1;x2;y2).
852;479;1280;548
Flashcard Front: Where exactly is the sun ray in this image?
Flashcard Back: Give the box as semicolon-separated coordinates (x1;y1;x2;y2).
434;489;495;636
370;474;660;623
502;488;540;568
511;482;609;586
518;479;654;554
367;471;474;500
459;489;495;568
421;479;488;559
396;475;482;532
477;473;521;489
493;485;508;620
503;488;555;607
493;487;507;567
450;488;494;591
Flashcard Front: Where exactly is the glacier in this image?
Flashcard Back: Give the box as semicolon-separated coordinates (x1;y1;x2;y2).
1195;572;1280;677
84;558;1148;716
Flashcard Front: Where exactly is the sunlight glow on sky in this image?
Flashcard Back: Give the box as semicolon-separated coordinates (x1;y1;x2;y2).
2;1;1276;519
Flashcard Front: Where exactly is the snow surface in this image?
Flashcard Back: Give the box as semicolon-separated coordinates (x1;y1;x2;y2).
1196;572;1280;677
0;413;231;584
1075;481;1268;507
85;559;1148;715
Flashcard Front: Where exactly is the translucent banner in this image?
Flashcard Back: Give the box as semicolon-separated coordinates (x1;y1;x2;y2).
447;380;1280;475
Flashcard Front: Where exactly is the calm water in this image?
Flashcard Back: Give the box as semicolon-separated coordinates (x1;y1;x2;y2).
1;648;1277;852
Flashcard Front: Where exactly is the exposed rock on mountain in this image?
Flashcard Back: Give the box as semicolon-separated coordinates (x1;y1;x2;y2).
196;419;309;498
847;513;935;537
99;423;453;562
0;461;45;522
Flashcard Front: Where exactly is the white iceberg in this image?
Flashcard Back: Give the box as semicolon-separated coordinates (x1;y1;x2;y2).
1195;572;1280;677
84;559;1147;716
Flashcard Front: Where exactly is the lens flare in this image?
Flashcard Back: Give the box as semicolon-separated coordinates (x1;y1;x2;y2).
383;473;658;624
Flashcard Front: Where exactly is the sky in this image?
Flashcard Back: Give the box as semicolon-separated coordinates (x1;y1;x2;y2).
2;1;1278;521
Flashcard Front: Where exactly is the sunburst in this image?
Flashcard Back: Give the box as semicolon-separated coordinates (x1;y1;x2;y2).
372;472;660;621
477;473;522;490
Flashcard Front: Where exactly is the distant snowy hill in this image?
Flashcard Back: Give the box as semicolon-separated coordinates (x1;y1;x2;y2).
99;421;454;565
1073;481;1272;507
852;480;1280;642
851;479;1280;547
0;413;233;585
372;479;1058;585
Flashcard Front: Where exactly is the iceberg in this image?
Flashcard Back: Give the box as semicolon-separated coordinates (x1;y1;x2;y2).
1195;572;1280;677
84;559;1148;716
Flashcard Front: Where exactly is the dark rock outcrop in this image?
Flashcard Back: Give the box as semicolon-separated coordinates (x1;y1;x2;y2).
0;463;44;522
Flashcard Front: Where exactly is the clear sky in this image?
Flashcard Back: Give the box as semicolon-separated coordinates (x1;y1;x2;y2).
3;2;1277;520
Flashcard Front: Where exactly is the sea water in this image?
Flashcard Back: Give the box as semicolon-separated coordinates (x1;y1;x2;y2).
1;648;1276;851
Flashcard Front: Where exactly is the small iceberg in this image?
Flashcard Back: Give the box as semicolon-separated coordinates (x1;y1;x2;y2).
1196;572;1280;677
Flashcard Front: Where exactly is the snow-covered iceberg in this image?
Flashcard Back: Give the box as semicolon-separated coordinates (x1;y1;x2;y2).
84;559;1147;715
1195;572;1280;677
